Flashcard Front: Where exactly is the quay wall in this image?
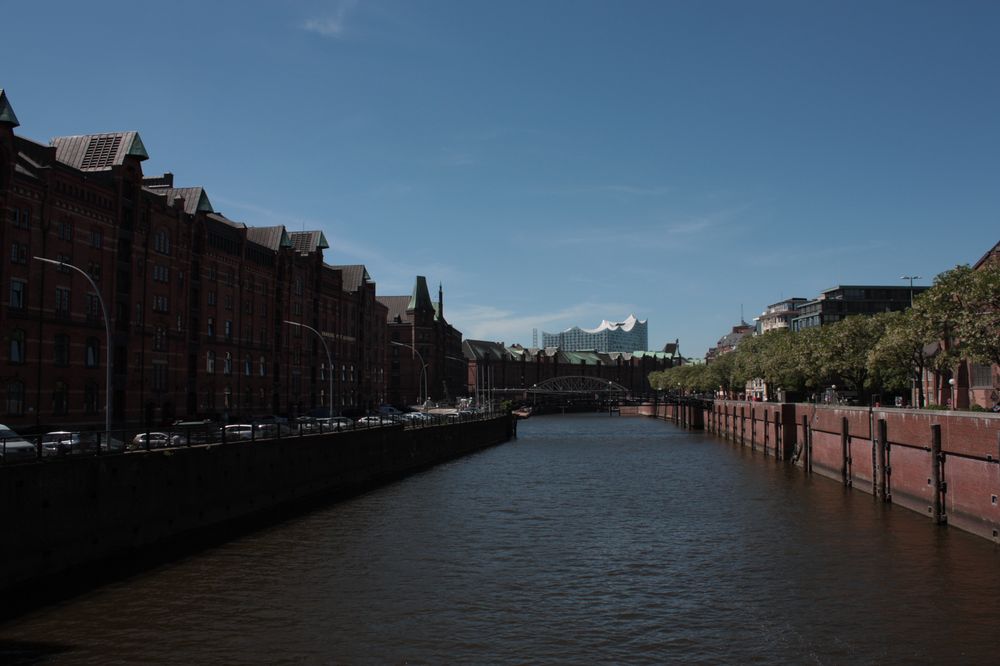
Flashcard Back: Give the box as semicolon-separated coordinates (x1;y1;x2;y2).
2;416;513;598
648;401;1000;543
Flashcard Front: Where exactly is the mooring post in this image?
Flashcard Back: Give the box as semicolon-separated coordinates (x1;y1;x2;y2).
776;409;783;460
802;415;811;472
841;416;850;486
876;418;888;502
740;406;745;447
750;407;756;450
931;424;945;524
761;410;767;452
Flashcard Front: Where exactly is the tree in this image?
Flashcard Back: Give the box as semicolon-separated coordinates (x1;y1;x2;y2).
868;309;934;407
818;313;894;400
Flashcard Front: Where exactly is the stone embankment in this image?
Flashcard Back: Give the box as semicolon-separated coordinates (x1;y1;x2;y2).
1;416;513;603
632;401;1000;543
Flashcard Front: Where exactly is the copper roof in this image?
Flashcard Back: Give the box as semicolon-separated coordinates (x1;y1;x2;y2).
0;89;19;127
331;265;371;292
378;296;412;324
145;186;214;216
51;131;148;171
289;230;329;255
246;226;291;251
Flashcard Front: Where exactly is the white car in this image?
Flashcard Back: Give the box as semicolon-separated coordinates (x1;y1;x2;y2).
316;417;353;431
0;424;36;462
356;416;396;427
132;431;181;449
220;424;255;441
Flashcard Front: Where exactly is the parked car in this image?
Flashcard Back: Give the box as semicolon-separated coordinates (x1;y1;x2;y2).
316;417;353;431
41;431;75;456
294;416;319;433
131;431;181;449
219;424;255;441
0;424;37;462
356;415;396;427
170;420;218;444
43;431;125;455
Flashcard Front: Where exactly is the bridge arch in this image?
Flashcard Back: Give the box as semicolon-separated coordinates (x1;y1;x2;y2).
529;376;629;395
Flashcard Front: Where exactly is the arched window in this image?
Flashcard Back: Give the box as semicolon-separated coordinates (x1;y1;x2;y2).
244;355;251;376
206;350;216;373
223;386;232;410
259;356;266;377
224;352;232;375
85;337;99;367
53;381;68;415
9;329;25;364
6;380;24;415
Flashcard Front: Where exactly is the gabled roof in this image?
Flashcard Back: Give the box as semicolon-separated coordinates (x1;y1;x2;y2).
332;265;372;292
463;339;511;361
51;131;148;171
0;89;19;127
206;212;246;230
289;230;329;255
145;186;214;215
973;239;1000;269
377;296;412;324
246;226;292;251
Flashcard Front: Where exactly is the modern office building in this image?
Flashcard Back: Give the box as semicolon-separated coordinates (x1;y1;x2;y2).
542;314;648;352
790;285;929;332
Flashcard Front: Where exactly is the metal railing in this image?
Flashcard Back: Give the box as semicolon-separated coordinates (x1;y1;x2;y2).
0;409;505;465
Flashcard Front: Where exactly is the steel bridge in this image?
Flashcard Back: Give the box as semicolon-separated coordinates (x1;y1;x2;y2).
527;375;630;396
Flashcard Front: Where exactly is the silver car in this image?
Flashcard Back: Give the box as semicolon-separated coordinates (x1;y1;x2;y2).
0;424;37;463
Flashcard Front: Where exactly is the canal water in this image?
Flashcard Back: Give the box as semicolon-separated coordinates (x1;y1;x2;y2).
2;414;999;664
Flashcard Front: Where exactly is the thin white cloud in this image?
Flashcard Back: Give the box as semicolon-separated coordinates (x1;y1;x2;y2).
595;184;673;196
302;0;358;38
554;204;748;249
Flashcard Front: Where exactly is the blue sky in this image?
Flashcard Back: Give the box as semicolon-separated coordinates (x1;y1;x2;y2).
4;1;998;356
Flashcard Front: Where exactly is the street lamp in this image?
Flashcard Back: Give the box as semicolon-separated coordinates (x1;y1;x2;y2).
390;341;428;406
284;320;334;417
900;275;922;307
35;256;111;444
948;377;955;410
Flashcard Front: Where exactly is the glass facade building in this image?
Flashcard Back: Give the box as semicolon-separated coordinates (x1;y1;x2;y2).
542;314;648;352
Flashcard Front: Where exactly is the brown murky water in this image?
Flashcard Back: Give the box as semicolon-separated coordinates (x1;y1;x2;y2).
2;413;998;664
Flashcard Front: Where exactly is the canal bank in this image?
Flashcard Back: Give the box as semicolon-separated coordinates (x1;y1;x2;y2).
634;400;1000;543
1;415;513;611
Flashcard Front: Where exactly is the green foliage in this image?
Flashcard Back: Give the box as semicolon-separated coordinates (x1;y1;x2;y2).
655;262;997;403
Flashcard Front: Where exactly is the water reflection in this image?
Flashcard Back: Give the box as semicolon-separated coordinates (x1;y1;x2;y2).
2;413;997;664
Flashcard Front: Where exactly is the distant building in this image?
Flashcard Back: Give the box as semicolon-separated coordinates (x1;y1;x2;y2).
791;285;928;332
378;277;464;407
755;298;807;333
542;314;648;352
462;340;679;399
705;322;754;362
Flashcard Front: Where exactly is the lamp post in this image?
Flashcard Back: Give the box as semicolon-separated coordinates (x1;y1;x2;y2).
900;275;922;307
35;256;111;444
284;320;333;417
390;341;427;406
948;377;955;410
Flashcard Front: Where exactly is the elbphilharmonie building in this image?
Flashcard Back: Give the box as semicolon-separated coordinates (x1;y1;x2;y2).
542;314;648;353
